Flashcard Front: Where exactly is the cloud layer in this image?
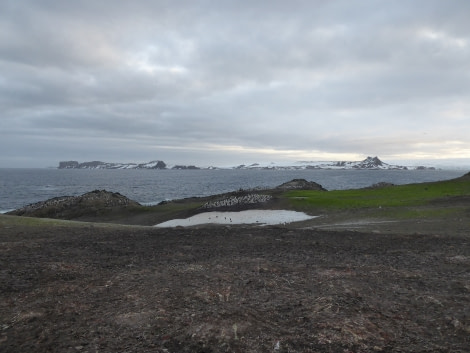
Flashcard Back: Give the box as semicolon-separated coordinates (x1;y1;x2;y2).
1;0;469;167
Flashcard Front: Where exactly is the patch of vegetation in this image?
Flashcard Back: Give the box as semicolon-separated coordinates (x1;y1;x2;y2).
285;178;470;211
0;214;84;228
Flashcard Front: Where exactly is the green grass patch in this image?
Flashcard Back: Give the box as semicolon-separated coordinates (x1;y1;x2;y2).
0;214;86;228
285;178;470;210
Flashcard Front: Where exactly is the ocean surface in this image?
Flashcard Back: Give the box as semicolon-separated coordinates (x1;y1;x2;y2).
0;168;467;213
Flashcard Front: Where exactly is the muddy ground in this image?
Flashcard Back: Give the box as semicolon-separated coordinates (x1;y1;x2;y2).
1;215;469;352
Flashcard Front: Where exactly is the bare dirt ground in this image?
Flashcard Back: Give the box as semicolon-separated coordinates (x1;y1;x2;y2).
1;215;469;352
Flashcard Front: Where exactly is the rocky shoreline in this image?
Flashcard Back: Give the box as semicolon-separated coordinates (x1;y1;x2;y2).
6;179;325;223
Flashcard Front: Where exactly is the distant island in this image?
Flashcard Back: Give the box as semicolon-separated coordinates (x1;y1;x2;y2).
59;160;170;170
58;156;436;170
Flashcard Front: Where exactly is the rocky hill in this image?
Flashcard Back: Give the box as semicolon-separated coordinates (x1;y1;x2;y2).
275;179;327;190
7;190;140;219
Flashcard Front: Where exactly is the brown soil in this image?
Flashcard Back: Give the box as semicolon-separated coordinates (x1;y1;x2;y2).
1;215;469;352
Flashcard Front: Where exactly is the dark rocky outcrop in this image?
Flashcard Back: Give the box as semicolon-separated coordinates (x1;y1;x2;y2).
416;166;436;170
171;165;200;170
275;179;327;191
59;161;80;169
7;190;140;219
363;182;396;189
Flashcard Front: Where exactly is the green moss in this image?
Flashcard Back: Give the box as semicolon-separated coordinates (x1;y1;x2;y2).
285;178;470;211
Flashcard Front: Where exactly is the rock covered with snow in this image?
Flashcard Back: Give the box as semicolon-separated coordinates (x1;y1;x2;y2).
231;156;411;170
58;160;167;169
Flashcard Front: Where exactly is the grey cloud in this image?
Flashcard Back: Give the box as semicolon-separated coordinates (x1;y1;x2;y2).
1;0;470;167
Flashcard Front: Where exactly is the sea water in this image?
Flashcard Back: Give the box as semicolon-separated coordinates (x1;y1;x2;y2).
0;168;466;213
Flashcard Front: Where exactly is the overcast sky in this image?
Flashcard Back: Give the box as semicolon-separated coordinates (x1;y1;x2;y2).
1;0;469;167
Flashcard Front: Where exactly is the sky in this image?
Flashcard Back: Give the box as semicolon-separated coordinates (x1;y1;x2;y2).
1;0;470;168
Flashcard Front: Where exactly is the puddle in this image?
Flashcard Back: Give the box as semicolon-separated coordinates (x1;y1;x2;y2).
155;209;316;227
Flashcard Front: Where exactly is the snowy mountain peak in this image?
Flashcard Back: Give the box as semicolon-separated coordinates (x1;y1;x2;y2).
357;156;385;168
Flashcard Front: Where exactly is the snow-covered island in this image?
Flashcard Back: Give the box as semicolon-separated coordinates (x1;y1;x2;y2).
227;156;436;170
233;156;412;170
58;156;436;170
58;160;168;169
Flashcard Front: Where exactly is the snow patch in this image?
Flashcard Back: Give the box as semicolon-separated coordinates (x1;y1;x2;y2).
155;210;316;227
